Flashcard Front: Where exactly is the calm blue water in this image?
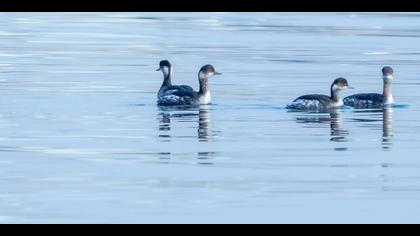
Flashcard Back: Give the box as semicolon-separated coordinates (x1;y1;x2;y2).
1;12;420;223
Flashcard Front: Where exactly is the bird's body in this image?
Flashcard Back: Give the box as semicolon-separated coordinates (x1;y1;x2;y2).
156;62;221;106
343;93;386;108
289;94;343;110
158;86;199;106
344;66;395;109
287;78;352;111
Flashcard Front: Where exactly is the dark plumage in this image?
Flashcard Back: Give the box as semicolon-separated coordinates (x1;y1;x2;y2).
156;60;195;105
343;93;384;108
157;64;221;106
344;66;394;109
158;86;198;106
286;78;352;111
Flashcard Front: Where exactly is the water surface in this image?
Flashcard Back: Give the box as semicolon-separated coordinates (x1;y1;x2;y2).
0;13;420;223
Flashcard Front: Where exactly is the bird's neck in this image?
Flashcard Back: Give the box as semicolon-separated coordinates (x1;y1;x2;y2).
199;78;210;95
160;70;172;88
330;87;342;104
383;80;394;104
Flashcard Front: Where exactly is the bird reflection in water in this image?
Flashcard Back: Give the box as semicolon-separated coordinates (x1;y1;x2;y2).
293;108;349;150
382;108;393;151
198;108;210;141
329;109;349;143
158;113;171;141
157;105;215;164
351;107;393;151
197;152;216;165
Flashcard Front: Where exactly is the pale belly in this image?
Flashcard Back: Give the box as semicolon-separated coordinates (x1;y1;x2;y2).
199;92;211;105
333;100;344;107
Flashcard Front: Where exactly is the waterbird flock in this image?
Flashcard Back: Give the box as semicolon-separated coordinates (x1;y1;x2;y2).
156;60;395;110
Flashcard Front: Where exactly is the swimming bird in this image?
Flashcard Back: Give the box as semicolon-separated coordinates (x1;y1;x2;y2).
344;66;394;108
156;60;194;99
157;64;221;106
286;78;353;111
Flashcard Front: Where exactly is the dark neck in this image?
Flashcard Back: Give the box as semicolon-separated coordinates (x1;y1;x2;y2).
330;86;341;103
160;70;172;88
199;78;209;95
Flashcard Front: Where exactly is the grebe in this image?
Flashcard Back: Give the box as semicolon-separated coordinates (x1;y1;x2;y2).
344;66;394;108
156;60;194;101
286;78;353;111
157;64;221;106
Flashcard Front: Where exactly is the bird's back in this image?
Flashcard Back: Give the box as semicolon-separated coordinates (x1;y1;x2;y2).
344;93;384;108
158;85;198;106
287;94;333;110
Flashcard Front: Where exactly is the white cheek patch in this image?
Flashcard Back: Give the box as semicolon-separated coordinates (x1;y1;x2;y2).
199;71;208;79
199;71;213;80
162;67;170;77
332;84;348;91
